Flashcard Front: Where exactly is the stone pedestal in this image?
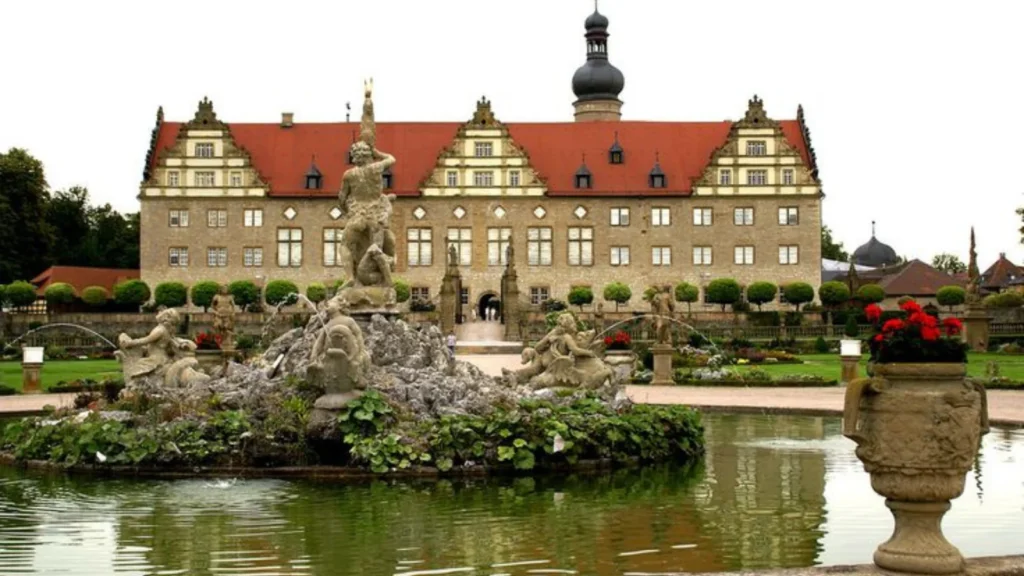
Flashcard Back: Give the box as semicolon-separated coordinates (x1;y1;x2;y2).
651;344;674;385
22;363;42;395
604;350;635;383
840;355;859;384
961;307;992;353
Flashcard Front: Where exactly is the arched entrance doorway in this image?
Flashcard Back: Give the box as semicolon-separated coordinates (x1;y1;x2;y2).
478;293;501;321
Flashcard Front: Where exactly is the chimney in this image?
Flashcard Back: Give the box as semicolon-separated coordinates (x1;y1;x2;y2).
281;112;294;128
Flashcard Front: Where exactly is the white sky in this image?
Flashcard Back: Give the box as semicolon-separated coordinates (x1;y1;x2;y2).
2;0;1021;268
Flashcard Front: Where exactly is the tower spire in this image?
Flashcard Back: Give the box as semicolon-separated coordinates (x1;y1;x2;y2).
871;220;876;238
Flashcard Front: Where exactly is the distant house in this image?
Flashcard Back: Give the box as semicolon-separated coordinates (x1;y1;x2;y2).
980;253;1023;294
29;266;140;313
857;259;963;309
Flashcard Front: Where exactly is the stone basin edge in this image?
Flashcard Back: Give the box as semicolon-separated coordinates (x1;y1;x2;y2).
685;404;1024;429
683;555;1024;576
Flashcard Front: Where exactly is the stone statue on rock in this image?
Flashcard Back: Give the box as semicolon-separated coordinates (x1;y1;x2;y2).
115;308;210;389
211;285;236;350
306;299;372;437
505;312;614;390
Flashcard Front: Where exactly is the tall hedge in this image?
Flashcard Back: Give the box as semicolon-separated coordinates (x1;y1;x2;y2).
154;282;188;308
706;278;741;311
602;282;632;311
783;282;815;311
81;286;109;308
190;281;220;310
228;280;261;310
265;280;300;306
745;282;778;311
113;280;151;307
44;282;77;305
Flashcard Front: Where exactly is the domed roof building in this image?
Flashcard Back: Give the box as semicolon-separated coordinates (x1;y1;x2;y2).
852;222;901;268
571;4;625;122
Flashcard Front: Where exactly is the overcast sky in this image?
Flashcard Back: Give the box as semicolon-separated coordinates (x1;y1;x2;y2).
2;0;1021;267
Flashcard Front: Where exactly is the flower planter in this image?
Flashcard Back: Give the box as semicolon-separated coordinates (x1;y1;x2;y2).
843;363;988;574
194;350;226;372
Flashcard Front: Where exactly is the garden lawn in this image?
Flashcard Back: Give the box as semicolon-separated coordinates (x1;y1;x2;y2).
732;353;1024;383
0;360;121;393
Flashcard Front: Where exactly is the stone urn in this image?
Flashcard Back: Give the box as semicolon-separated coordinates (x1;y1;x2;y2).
194;350;226;372
843;363;989;574
603;348;636;383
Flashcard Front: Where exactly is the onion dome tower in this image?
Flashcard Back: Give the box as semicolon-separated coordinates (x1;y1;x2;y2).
571;2;625;122
852;221;901;268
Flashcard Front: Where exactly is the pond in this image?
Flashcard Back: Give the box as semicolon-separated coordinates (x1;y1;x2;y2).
0;413;1020;575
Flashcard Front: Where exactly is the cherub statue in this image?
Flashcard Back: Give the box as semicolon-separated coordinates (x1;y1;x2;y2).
509;312;612;389
115;308;209;388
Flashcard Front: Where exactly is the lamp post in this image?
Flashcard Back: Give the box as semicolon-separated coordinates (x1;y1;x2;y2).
21;346;44;395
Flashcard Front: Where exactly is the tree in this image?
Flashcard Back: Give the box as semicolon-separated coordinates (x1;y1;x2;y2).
228;281;261;311
306;282;328;304
265;280;299;306
783;282;815;311
932;253;967;275
81;286;108;308
190;281;220;310
43;187;92;266
0;148;53;283
5;281;38;308
602;282;632;311
674;282;700;316
818;281;851;309
706;278;741;312
44;282;76;306
154;282;188;308
856;284;886;304
745;282;778;311
568;286;594;311
85;205;139;269
821;225;848;262
936;285;967;312
113;280;150;307
393;279;411;303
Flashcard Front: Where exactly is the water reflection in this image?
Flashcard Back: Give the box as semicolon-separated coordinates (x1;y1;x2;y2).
0;414;1021;575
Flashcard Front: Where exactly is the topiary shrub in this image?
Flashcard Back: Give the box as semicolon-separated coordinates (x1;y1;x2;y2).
154;282;188;308
844;314;860;338
746;281;778;311
674;282;700;316
5;281;39;308
706;278;741;312
81;286;109;308
814;336;830;353
190;281;220;311
44;282;76;306
228;280;261;311
568;286;594;311
897;296;916;307
306;282;328;304
984;291;1024;309
819;281;851;309
541;299;567;312
393;279;411;303
113;280;151;308
265;280;300;306
856;284;886;304
782;282;815;311
936;286;966;312
602;282;632;311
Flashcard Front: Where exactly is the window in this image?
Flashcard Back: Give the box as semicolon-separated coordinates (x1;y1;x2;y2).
746;140;767;156
460;288;469;306
207;209;227;227
473;171;494;187
244;209;263;227
323;228;344;267
509;170;521;187
610;208;630;227
568;227;594;266
243;247;263;267
530;287;551;306
747;170;768;185
783;168;794;185
407;228;433;266
575;174;591;188
487;227;512;266
447;228;472;265
169;247;189;267
778;207;799;226
651;174;665;188
167;171;180;186
382;170;393;189
195;171;215;186
230;171;242;187
719;169;731;186
169;210;189;228
474;141;493;157
733;207;754;226
446;171;458;187
306;173;322;189
651;207;671;227
207;247;227;267
528;227;553;266
652;247;672;266
277;228;303;267
693;208;712;226
693;246;712;265
610;246;630;266
411;287;430;302
195;143;214;158
779;245;799;265
734;246;755;265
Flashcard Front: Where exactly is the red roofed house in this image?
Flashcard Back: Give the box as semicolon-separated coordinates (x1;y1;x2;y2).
980;253;1024;294
857;260;964;310
29;266;139;312
138;6;823;320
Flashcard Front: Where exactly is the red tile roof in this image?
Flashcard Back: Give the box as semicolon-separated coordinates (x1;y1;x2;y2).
150;118;812;198
981;253;1023;289
866;260;962;297
30;266;140;296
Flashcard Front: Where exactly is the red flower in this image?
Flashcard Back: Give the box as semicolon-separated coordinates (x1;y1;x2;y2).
908;311;937;328
900;300;923;314
882;319;905;333
921;325;941;341
873;334;884;342
864;304;882;323
943;317;963;336
604;336;613;346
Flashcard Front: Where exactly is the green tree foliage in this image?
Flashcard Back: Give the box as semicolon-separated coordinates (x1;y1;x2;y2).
113;280;151;307
265;280;299;306
43;187;91;266
706;278;741;312
783;282;815;311
5;281;38;308
856;284;886;304
306;282;328;304
228;281;261;310
190;281;220;310
674;282;700;316
568;286;594;311
602;282;632;311
745;282;778;311
844;314;860;338
0;149;52;283
81;286;108;307
936;286;967;312
931;253;967;275
154;282;188;308
821;225;848;262
393;279;411;303
83;205;139;269
984;291;1024;309
818;281;851;308
44;282;76;305
0;284;6;306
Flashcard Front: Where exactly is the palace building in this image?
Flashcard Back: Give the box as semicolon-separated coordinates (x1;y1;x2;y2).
138;6;823;316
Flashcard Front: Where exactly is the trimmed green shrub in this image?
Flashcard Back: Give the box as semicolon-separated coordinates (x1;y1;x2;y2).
568;286;594;311
674;282;700;316
265;280;300;306
235;334;256;351
394;279;411;303
541;299;568;312
0;385;17;396
5;281;39;308
783;282;815;311
818;281;851;308
897;296;916;306
306;282;328;304
190;281;220;310
936;286;966;312
602;282;632;311
228;280;261;310
154;282;188;308
984;291;1024;309
856;284;886;304
113;280;151;307
44;282;76;305
81;286;109;307
746;282;778;311
844;314;860;338
706;278;741;311
814;336;830;353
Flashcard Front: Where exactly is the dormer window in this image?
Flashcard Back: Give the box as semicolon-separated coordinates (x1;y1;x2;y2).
306;174;321;189
304;157;322;190
608;132;624;164
575;158;592;189
649;157;666;189
382;167;393;189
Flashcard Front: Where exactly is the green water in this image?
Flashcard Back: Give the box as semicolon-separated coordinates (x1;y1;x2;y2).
0;413;1021;575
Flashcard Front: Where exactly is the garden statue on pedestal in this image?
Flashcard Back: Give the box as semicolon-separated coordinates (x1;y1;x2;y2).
506;312;613;389
211;285;236;351
962;227;992;352
307;299;373;437
649;285;675;385
115;308;210;389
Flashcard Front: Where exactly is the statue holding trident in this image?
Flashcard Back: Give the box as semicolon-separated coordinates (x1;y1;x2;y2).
336;78;399;307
